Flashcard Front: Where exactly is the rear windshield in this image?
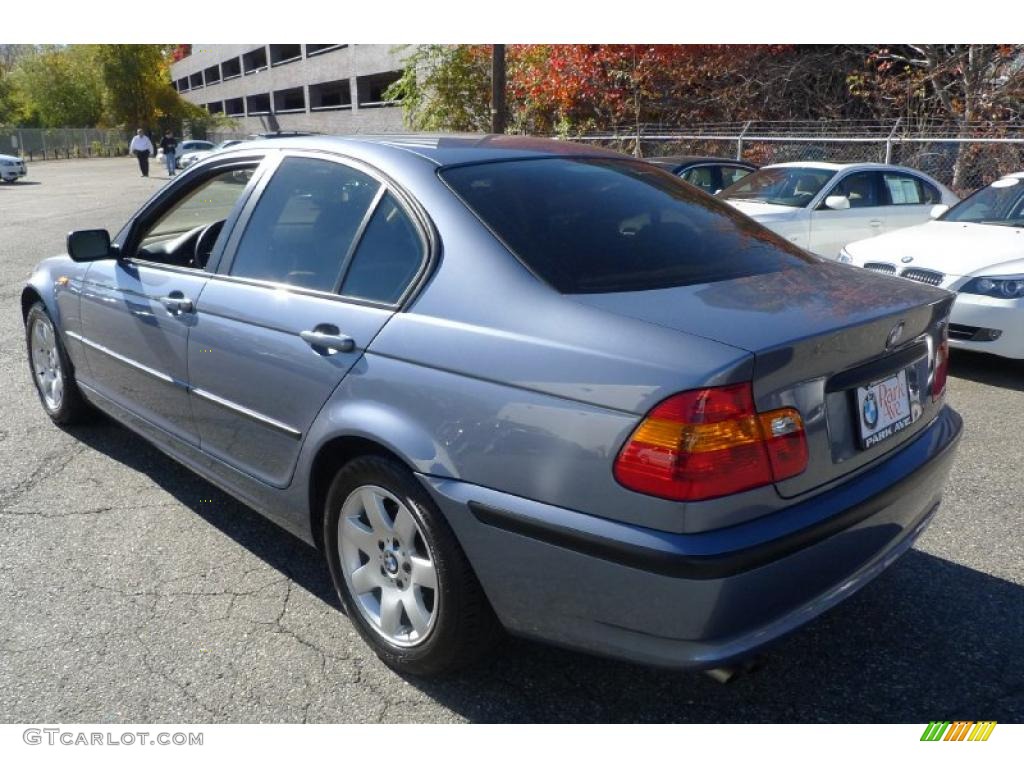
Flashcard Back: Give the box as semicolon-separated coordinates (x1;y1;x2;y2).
441;157;814;294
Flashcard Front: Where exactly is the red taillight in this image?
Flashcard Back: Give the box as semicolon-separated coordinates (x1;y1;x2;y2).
613;383;808;502
932;328;950;401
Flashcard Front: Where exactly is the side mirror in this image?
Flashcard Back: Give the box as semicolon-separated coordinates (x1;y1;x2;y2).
930;204;949;219
66;229;113;262
824;195;851;211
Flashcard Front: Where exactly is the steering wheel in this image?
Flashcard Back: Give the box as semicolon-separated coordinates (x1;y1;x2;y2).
193;220;225;269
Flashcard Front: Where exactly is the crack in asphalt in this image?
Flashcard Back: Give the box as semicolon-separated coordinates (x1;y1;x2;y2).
0;444;88;513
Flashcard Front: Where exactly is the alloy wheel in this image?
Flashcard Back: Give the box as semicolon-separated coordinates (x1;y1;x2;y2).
30;316;64;412
337;485;439;647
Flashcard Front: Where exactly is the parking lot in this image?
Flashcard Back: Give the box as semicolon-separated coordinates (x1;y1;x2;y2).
1;158;1022;723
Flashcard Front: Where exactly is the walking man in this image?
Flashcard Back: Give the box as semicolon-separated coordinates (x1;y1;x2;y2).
159;129;179;177
129;128;154;177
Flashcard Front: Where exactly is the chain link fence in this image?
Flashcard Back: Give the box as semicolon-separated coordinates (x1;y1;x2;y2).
9;121;1024;194
570;121;1024;195
0;127;133;160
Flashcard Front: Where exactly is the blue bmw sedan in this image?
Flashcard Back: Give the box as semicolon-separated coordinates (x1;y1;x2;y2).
23;135;961;676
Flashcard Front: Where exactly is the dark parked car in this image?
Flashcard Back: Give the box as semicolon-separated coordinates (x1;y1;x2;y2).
647;155;757;194
24;135;961;676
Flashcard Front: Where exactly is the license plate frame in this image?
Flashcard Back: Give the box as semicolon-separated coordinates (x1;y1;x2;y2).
855;367;921;449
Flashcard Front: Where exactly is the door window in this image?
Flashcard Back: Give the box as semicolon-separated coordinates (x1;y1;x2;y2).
229;156;381;292
136;166;256;268
339;192;425;304
720;165;752;187
830;172;881;208
679;166;715;193
882;172;941;205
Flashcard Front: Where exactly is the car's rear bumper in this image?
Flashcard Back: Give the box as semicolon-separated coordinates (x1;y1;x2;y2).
421;405;962;669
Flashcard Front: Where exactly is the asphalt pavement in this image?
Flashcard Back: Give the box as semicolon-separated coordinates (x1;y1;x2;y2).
1;159;1021;723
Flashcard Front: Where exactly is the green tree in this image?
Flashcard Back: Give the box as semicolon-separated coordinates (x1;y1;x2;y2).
385;44;493;132
94;44;180;129
10;47;103;127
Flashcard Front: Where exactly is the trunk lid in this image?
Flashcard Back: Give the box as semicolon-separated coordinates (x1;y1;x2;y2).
572;260;954;497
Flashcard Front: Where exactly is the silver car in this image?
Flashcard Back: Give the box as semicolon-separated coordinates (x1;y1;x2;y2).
23;135;962;676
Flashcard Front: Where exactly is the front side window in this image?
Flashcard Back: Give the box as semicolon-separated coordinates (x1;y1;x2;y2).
829;171;881;208
230;156;380;292
680;166;715;193
136;166;256;267
720;166;836;208
442;157;814;295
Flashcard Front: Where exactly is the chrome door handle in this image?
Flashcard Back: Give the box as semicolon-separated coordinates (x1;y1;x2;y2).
300;329;355;354
159;293;194;313
869;219;883;227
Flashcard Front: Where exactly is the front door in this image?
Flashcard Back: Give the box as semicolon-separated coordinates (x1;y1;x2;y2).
77;162;262;443
808;170;887;258
187;154;429;487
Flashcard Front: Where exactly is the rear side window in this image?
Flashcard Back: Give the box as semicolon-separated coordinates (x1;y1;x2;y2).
882;172;941;205
441;158;813;294
340;193;425;303
721;165;752;187
230;156;380;291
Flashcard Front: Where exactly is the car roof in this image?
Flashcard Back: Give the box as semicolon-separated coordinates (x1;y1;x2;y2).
762;161;918;172
222;133;627;168
647;155;754;167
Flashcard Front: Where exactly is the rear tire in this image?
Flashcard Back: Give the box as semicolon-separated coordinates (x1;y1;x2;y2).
323;455;501;676
25;302;91;425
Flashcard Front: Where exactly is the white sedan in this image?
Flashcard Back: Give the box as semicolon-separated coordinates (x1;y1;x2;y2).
173;139;215;169
177;139;244;170
0;153;27;182
720;162;958;259
840;173;1024;359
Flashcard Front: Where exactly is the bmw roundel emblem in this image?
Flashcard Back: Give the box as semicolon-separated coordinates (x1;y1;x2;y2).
901;255;914;263
863;392;879;429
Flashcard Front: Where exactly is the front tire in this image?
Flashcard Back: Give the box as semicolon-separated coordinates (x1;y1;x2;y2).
25;302;90;425
323;455;500;676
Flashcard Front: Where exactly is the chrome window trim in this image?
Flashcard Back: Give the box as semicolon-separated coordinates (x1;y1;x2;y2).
200;271;396;312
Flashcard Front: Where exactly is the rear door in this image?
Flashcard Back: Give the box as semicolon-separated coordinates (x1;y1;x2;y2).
187;152;430;487
880;170;943;233
808;170;887;258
